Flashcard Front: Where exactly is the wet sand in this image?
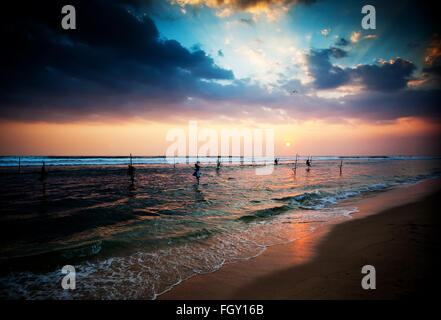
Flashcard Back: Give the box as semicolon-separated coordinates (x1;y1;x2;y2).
160;178;441;299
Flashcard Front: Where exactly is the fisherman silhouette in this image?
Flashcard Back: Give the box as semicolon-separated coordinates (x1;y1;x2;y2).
193;161;201;184
216;156;221;170
39;162;48;181
274;158;279;165
306;157;311;172
127;154;135;188
39;162;48;195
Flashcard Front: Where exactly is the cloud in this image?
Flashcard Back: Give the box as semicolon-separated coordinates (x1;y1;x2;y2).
239;17;255;26
216;7;234;18
424;34;441;66
305;46;416;92
419;35;441;88
351;58;416;92
337;88;441;122
0;0;439;127
321;28;331;36
347;32;376;44
335;38;349;46
171;0;317;10
329;47;348;58
0;0;235;121
170;0;318;20
363;34;377;40
305;48;350;89
350;31;361;43
251;39;263;45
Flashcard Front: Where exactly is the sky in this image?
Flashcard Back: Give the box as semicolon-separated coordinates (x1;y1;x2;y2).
1;0;440;156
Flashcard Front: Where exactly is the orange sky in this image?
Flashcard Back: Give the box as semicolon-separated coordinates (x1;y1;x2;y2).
1;117;440;156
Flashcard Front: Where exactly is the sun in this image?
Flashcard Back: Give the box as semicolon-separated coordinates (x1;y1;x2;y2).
285;142;291;147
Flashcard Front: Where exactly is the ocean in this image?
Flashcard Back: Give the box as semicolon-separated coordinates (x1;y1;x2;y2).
0;156;440;299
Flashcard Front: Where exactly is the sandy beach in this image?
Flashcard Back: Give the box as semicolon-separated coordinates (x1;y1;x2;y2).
160;178;441;299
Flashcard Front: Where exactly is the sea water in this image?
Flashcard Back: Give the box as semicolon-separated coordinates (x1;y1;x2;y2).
0;156;440;299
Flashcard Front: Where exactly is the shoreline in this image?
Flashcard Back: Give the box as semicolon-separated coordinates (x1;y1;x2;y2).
160;177;441;299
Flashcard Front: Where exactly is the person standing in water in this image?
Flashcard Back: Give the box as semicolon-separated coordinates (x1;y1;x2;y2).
193;161;201;184
39;161;48;195
306;157;311;167
306;156;312;171
216;156;221;170
127;154;135;188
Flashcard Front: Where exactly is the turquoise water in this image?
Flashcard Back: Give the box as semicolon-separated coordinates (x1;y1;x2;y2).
0;157;440;299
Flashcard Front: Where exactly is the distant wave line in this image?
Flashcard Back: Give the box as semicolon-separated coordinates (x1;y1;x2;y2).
0;155;439;167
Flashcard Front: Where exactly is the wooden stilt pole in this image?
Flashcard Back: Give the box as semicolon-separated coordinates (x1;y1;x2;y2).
293;153;297;174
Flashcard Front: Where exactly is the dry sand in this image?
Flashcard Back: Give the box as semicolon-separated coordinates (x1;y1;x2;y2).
160;178;441;299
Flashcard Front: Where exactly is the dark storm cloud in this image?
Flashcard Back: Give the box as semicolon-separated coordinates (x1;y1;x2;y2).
305;48;350;89
0;0;439;125
265;85;441;124
0;0;234;121
352;58;416;92
422;35;441;83
329;47;348;58
423;60;441;78
305;48;416;92
342;88;441;121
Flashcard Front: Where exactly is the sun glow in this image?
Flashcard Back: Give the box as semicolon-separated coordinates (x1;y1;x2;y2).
0;117;439;156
